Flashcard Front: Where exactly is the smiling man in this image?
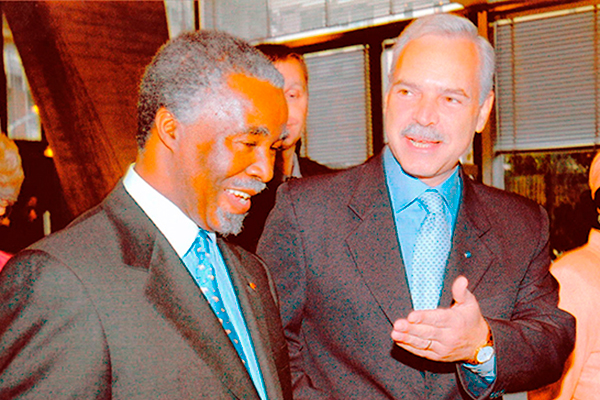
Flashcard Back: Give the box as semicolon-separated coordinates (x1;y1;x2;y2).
0;31;292;399
257;13;574;399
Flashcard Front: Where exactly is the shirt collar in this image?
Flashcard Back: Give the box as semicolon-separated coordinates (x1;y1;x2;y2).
383;146;461;214
123;164;210;258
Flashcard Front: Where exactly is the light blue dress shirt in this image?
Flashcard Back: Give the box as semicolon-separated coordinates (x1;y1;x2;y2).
383;147;461;281
123;165;268;400
382;147;496;385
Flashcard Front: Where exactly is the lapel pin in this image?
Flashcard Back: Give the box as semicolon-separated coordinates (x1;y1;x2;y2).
249;282;257;291
464;251;472;259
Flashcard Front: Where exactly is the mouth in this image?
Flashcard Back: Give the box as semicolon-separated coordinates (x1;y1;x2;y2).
226;188;252;202
400;124;444;150
223;186;260;215
407;136;441;149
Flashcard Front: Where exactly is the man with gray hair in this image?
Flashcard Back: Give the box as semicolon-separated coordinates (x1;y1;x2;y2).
0;30;292;399
257;13;574;399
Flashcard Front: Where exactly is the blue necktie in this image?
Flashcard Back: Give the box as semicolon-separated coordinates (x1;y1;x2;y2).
411;190;451;310
182;231;249;367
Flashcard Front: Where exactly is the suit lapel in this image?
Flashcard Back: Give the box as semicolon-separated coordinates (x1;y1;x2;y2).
440;174;495;307
144;242;259;399
345;155;414;323
217;241;284;400
342;160;497;318
104;184;258;399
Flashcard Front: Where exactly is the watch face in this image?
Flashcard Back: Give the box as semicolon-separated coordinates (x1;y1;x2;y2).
477;346;495;363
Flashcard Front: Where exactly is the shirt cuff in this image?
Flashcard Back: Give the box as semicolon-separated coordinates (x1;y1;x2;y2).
462;354;497;383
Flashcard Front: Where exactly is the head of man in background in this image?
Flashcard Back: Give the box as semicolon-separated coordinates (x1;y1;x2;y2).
255;44;310;178
255;44;308;175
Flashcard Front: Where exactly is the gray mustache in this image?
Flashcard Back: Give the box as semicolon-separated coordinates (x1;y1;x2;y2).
400;123;444;142
229;178;266;196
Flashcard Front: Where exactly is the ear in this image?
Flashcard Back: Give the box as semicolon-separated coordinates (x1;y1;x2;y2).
475;91;495;133
154;107;179;151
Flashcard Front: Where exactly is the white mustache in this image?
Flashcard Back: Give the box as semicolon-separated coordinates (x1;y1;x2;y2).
400;123;444;142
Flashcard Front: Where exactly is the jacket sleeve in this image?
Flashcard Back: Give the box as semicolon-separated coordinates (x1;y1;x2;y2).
257;183;334;400
0;250;111;399
458;204;575;398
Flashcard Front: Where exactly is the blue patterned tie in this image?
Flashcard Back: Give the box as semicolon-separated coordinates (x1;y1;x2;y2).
411;190;451;310
182;231;249;367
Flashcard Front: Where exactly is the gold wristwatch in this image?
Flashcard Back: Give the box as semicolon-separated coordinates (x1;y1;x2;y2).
466;328;494;365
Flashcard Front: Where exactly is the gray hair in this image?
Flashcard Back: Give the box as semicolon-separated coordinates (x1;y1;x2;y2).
389;13;495;105
137;30;284;148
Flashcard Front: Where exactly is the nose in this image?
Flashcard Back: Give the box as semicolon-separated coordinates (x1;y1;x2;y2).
413;95;439;126
246;147;274;183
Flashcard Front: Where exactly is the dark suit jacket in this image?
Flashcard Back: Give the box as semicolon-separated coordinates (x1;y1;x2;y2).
230;156;334;253
0;183;292;399
257;153;575;400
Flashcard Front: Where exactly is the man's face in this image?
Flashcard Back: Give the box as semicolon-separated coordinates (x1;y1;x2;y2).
384;34;494;187
173;73;287;235
275;58;309;150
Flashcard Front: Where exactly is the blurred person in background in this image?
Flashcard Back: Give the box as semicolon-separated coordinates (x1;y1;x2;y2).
0;133;24;270
529;152;600;400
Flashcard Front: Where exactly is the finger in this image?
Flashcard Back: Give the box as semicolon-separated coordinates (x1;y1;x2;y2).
394;338;440;361
392;318;410;332
392;318;438;345
407;308;451;328
451;275;471;306
392;329;432;350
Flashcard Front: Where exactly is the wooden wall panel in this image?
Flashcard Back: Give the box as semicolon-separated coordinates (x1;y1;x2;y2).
3;1;169;217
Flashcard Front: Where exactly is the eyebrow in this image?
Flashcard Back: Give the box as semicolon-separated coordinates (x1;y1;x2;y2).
393;80;471;100
244;125;288;141
279;128;289;141
442;88;470;100
247;126;270;137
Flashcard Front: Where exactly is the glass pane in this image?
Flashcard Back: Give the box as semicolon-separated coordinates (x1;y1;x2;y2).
269;0;325;36
326;0;390;27
494;9;600;152
3;16;41;141
164;0;195;38
503;150;597;257
202;0;268;41
305;46;370;169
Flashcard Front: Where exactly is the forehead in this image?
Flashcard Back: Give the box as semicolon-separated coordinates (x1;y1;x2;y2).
226;73;287;130
274;58;307;85
392;34;480;94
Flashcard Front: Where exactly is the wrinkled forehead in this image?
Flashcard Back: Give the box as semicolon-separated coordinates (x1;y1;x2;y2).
391;34;481;92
